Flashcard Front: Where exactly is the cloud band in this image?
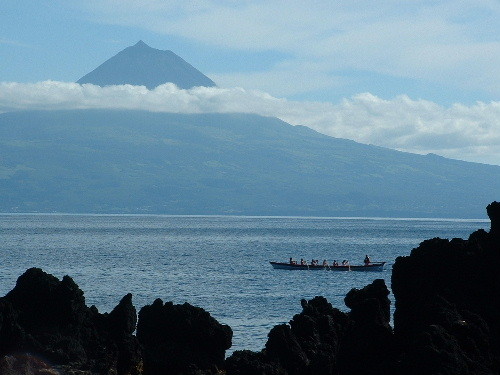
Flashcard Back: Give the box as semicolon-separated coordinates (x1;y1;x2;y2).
1;81;499;165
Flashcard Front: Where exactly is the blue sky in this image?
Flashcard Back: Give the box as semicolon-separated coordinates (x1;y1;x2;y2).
1;0;500;165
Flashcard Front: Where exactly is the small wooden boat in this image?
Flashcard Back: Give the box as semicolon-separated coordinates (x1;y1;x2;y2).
270;261;386;272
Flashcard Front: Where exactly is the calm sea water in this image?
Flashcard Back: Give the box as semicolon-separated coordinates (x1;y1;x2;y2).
0;214;489;352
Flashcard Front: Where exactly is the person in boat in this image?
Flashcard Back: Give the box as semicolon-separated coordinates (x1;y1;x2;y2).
290;257;297;265
322;259;328;267
364;255;371;265
342;259;349;266
333;260;338;267
300;258;306;265
311;259;316;266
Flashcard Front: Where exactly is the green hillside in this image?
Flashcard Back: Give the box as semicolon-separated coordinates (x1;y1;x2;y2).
1;109;499;217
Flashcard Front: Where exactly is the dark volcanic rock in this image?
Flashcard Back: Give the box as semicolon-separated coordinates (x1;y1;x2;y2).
339;279;396;375
344;278;391;326
268;296;349;375
487;201;500;241
228;290;396;375
103;293;143;375
225;350;286;375
0;354;60;375
136;298;232;375
392;203;500;374
227;296;350;375
0;268;142;375
106;293;137;336
264;323;309;375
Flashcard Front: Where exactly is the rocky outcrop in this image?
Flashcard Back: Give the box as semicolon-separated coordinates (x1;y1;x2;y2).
225;350;286;375
487;201;500;240
0;354;60;375
0;268;142;375
227;296;349;375
227;281;393;375
339;279;396;375
136;299;233;375
265;296;349;375
392;203;500;375
0;269;235;375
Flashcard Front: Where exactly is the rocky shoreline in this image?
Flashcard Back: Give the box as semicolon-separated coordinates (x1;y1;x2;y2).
1;202;499;375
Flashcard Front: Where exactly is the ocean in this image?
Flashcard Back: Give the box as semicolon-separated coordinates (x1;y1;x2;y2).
0;214;489;352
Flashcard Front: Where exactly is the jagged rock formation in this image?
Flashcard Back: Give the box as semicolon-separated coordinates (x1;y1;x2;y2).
227;279;392;375
265;296;349;375
0;354;60;375
137;299;233;375
487;201;500;240
0;268;142;375
392;201;500;375
0;269;235;375
339;279;396;375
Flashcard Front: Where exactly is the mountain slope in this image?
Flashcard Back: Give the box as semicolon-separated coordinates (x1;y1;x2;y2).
1;109;499;217
77;41;216;89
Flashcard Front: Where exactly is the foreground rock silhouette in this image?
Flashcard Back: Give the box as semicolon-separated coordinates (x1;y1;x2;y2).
226;280;393;375
0;269;232;375
137;299;232;375
0;201;499;374
392;200;500;374
0;268;143;375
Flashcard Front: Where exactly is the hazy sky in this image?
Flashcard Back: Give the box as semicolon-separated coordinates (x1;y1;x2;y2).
1;1;499;165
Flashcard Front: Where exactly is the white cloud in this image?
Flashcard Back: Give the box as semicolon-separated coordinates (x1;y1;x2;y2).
210;60;347;97
75;0;500;97
1;81;500;165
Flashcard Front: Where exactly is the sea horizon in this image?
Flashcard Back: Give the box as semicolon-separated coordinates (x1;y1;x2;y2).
0;212;490;222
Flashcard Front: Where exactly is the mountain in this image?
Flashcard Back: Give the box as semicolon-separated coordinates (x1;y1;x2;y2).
77;41;216;89
1;109;499;218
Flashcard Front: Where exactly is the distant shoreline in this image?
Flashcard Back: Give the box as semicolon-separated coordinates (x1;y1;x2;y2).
0;212;489;221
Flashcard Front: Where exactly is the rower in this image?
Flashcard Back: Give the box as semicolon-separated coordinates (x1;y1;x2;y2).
364;254;371;265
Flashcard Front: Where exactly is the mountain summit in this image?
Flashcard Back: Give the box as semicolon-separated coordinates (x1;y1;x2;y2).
77;41;216;89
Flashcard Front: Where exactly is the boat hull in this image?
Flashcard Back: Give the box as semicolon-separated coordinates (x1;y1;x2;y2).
270;261;386;272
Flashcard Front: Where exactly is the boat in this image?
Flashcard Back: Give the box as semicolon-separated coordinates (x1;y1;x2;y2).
269;261;386;272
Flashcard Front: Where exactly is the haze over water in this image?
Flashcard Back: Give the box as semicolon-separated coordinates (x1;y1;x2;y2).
0;214;489;352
